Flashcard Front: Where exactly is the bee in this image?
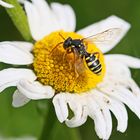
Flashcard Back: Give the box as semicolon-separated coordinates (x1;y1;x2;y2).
52;28;121;76
63;37;102;75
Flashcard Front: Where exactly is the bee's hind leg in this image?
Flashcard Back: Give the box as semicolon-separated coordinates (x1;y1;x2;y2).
74;64;79;79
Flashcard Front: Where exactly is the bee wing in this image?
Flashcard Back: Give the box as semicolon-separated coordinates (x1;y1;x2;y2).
82;28;121;45
73;49;88;75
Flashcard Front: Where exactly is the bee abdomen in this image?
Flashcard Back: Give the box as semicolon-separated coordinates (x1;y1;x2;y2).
91;64;102;74
85;55;102;75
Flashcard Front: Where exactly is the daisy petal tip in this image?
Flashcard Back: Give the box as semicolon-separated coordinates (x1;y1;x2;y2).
65;104;88;128
12;101;23;108
12;90;30;108
117;127;126;133
58;116;65;123
18;0;25;4
110;15;131;30
53;94;68;123
0;0;14;8
12;98;20;108
116;115;128;133
44;86;55;98
65;119;83;128
65;119;75;128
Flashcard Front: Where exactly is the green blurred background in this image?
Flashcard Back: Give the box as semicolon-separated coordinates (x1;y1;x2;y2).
0;0;140;140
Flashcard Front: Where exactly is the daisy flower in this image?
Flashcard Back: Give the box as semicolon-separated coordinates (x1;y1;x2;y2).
0;0;13;8
1;0;140;139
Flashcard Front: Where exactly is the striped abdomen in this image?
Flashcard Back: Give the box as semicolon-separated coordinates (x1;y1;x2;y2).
85;53;102;75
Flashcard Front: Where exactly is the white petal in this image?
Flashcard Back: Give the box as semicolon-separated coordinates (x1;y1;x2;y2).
17;79;55;100
116;86;140;118
104;58;131;79
92;91;112;139
108;98;128;132
95;90;128;133
65;105;88;127
0;68;36;92
105;54;140;68
12;90;30;107
127;79;140;97
18;0;25;4
24;0;43;41
24;0;59;40
0;42;33;65
0;0;13;8
65;94;88;127
88;97;106;139
51;2;76;31
101;108;112;140
12;41;33;52
77;15;130;53
24;0;76;40
101;85;140;119
53;93;68;123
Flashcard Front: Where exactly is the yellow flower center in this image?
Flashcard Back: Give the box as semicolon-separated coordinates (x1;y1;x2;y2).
33;31;105;93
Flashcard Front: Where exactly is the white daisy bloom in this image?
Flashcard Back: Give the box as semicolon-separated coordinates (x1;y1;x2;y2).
0;0;140;139
0;0;13;8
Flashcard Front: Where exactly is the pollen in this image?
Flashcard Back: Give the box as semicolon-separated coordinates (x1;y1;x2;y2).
33;31;106;93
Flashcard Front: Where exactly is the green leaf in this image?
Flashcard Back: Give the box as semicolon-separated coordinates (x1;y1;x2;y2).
0;88;43;138
4;0;32;41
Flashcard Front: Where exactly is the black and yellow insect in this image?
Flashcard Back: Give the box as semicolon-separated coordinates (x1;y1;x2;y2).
52;28;121;75
63;37;102;75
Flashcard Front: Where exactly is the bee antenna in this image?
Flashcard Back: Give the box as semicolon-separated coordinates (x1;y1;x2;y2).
59;33;65;40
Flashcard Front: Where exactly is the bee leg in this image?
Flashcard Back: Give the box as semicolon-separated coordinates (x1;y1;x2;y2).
74;64;79;78
62;51;67;63
67;49;73;70
50;42;63;55
63;48;70;62
68;59;72;70
93;52;100;59
73;52;79;78
62;49;73;70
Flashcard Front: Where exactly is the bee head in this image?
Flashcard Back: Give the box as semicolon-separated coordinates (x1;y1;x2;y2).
63;37;72;49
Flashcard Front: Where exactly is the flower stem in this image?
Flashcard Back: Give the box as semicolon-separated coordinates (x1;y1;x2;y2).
39;101;56;140
4;0;32;41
